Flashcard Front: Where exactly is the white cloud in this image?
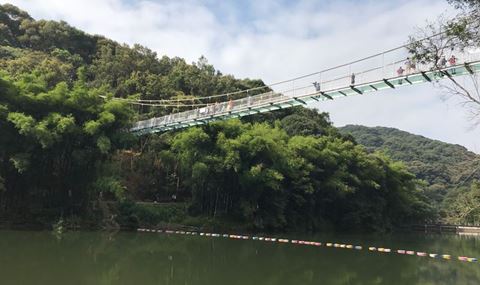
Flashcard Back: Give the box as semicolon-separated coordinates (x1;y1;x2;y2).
2;0;479;152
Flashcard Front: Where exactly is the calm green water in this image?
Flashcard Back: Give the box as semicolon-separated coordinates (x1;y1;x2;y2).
1;230;480;284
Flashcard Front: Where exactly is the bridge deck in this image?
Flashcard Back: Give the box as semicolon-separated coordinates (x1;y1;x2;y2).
132;56;480;135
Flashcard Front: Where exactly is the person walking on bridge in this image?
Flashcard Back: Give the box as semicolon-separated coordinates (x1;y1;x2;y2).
448;55;457;66
410;58;417;73
350;73;355;86
397;66;405;84
227;98;234;111
405;57;413;74
438;56;447;68
449;55;457;74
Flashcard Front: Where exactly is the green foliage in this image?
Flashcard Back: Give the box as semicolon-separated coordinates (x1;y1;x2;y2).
121;119;431;231
96;136;112;154
115;201;187;229
280;108;336;137
134;203;187;225
340;125;480;222
443;181;480;225
93;176;125;201
0;4;267;120
7;112;36;136
0;66;133;219
115;201;140;229
9;153;30;173
0;4;269;226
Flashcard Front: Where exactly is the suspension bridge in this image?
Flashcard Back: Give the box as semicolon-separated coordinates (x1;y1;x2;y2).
130;41;480;135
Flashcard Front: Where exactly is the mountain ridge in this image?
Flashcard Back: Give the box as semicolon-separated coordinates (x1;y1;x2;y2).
340;124;480;206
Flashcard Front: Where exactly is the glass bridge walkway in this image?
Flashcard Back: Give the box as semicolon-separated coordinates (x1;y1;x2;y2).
131;48;480;135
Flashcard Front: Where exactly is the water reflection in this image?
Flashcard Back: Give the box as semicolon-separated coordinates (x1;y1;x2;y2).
0;231;479;285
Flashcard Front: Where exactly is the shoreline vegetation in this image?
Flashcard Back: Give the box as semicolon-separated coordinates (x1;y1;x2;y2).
0;4;478;234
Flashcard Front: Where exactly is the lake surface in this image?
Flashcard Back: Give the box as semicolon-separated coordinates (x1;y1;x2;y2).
1;230;480;284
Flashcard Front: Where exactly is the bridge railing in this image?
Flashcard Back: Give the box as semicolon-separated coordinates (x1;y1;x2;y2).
132;46;480;132
278;47;480;99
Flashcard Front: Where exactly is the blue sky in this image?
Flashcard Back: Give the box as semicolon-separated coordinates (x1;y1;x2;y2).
2;0;479;152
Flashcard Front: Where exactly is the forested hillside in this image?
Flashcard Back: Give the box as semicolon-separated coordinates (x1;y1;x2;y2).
340;125;480;224
0;3;265;225
0;4;433;232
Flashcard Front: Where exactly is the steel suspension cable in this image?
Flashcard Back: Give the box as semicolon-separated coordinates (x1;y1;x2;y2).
111;24;471;107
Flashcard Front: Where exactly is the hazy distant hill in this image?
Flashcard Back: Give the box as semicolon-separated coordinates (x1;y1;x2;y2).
340;125;480;205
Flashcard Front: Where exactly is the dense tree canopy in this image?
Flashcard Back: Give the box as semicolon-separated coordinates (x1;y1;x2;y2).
0;4;267;224
443;181;480;225
341;125;480;224
119;119;432;231
0;69;133;219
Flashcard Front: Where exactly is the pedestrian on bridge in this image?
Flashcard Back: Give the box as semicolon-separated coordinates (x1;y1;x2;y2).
438;56;447;68
350;73;355;86
405;57;413;74
313;81;321;92
397;66;405;84
227;98;234;111
449;55;457;66
449;55;457;74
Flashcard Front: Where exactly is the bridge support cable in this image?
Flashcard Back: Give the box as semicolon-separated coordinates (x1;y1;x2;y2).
320;91;334;100
464;63;474;74
131;56;480;134
293;97;307;105
248;107;261;114
262;102;282;111
383;79;395;89
350;86;363;94
118;32;473;109
193;118;207;124
442;70;453;79
420;71;432;82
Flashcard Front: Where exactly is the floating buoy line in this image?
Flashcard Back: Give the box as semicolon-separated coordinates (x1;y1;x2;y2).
136;228;478;264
